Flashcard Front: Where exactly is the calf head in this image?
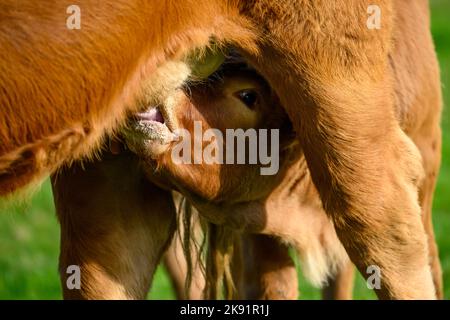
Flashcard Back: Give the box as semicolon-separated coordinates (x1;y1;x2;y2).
123;61;300;227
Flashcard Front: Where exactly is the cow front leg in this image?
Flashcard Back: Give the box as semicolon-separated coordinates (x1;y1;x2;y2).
52;153;176;299
311;96;433;299
283;75;434;299
413;121;443;298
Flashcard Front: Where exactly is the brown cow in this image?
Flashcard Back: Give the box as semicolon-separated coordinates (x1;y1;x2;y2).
53;34;442;298
2;0;442;299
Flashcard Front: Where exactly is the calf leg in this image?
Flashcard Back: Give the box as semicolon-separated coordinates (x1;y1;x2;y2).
322;261;354;300
52;152;176;299
163;232;205;300
237;234;298;300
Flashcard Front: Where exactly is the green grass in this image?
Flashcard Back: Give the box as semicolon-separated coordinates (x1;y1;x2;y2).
0;1;449;300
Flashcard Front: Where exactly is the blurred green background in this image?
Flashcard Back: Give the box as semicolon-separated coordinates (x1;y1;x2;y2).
0;1;449;300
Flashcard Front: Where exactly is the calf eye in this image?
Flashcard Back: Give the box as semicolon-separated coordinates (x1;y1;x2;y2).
235;89;259;110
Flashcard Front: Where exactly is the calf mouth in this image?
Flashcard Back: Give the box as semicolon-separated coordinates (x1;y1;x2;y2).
126;106;178;145
128;87;185;142
121;104;180;159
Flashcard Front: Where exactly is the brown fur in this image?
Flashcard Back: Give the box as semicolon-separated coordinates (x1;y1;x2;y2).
2;0;442;299
0;0;256;196
238;0;441;299
55;17;442;297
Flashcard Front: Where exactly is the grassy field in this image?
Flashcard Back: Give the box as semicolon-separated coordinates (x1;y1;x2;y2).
0;1;449;300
